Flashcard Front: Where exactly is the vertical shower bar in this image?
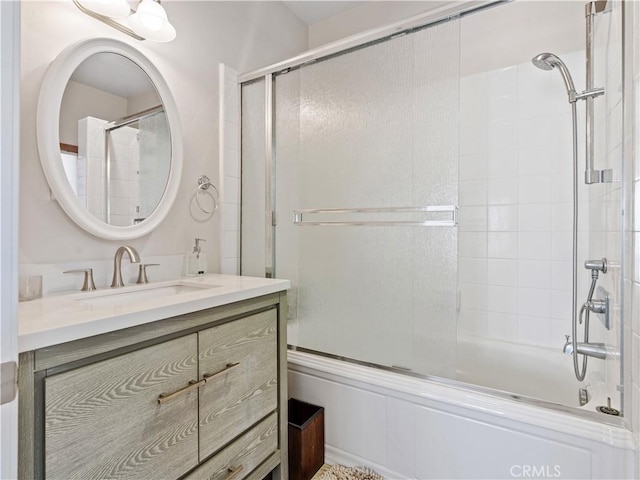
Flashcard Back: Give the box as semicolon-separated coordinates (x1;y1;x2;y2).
584;1;608;184
264;73;276;278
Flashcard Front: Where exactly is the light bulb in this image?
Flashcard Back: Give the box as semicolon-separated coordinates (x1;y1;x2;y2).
77;0;130;19
128;0;176;42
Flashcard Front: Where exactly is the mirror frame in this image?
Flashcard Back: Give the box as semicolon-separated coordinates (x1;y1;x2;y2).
37;37;183;240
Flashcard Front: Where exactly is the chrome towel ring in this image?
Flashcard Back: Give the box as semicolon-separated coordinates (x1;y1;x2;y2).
194;175;219;215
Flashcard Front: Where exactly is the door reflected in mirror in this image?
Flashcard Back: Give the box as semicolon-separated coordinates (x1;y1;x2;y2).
59;52;171;227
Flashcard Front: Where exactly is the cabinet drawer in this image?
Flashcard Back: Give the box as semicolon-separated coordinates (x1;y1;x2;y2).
198;310;278;460
184;413;278;480
44;334;199;480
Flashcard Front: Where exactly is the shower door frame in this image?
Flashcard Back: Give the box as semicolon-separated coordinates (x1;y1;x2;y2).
238;0;627;425
239;0;505;281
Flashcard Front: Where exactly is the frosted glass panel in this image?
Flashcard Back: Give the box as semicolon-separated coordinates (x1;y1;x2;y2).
275;20;460;377
241;79;267;278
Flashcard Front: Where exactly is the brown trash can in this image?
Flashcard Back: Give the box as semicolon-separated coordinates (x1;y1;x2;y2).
288;398;325;480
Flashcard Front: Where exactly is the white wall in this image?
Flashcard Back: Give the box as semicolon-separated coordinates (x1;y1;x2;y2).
19;1;307;285
307;0;585;58
59;80;127;146
307;1;446;48
0;2;20;478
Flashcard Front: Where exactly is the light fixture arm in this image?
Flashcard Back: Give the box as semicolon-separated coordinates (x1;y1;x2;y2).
73;0;145;41
73;0;176;42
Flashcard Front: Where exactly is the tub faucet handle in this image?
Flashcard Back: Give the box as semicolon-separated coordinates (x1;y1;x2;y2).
563;335;573;354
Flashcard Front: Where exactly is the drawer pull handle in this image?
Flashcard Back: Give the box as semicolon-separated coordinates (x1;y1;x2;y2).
203;362;240;382
158;379;205;404
224;465;244;480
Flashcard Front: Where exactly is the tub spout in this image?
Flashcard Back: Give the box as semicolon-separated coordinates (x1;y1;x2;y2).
562;335;607;360
576;342;607;360
562;335;607;359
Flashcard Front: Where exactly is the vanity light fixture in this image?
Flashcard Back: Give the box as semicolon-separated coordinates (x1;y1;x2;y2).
73;0;176;42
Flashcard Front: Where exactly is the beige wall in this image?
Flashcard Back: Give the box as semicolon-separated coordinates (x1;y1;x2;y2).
128;90;162;116
20;1;307;267
59;80;128;146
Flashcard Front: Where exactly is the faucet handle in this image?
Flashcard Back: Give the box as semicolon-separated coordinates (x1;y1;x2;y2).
63;268;97;292
563;335;573;355
136;264;159;285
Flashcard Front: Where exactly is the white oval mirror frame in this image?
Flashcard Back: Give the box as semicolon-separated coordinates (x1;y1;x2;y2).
37;38;183;240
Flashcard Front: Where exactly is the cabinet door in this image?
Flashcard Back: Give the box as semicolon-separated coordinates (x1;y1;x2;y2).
44;334;199;480
184;413;278;480
198;310;277;460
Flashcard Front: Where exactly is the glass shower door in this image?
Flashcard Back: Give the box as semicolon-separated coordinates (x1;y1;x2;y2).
269;19;461;378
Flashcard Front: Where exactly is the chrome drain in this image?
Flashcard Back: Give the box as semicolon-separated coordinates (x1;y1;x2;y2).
596;397;620;416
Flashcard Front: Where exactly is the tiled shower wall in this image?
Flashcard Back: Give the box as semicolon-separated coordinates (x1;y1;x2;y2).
458;3;623;404
627;0;640;468
457;50;590;349
588;0;624;411
80;116;142;226
79;116;106;221
219;64;241;274
108;124;140;227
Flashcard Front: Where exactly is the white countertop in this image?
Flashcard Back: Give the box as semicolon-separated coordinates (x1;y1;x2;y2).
18;274;290;353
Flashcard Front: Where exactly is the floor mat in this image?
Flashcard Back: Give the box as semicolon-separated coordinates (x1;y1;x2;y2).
314;464;385;480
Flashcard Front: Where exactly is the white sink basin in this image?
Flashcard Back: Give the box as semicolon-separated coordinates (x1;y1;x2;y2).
76;282;220;307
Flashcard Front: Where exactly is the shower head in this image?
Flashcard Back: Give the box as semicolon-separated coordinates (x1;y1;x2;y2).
532;52;577;101
531;52;557;71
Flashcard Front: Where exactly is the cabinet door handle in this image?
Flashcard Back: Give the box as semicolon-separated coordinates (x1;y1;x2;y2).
157;379;205;404
202;362;240;382
224;465;244;480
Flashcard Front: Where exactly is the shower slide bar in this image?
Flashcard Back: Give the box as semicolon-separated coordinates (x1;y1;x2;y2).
293;205;458;227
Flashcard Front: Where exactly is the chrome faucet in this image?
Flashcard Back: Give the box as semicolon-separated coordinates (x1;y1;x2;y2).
111;246;141;288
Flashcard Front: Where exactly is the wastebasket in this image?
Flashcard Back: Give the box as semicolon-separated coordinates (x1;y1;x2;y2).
288;398;325;480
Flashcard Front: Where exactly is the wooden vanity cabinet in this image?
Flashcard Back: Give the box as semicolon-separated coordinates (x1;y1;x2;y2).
19;293;288;480
198;310;278;461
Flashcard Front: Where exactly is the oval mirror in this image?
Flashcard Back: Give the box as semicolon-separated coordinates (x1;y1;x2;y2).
37;38;182;240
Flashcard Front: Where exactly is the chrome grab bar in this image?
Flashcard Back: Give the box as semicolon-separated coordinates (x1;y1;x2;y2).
293;206;458;227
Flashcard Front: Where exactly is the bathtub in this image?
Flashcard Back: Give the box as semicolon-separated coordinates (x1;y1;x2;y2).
288;339;635;479
455;335;606;409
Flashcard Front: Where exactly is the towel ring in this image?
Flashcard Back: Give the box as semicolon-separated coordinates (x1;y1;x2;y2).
194;175;219;215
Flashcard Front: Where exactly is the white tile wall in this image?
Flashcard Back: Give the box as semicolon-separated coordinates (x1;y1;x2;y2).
627;1;640;475
82;117;107;222
458;51;586;349
108;125;139;227
219;64;241;274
